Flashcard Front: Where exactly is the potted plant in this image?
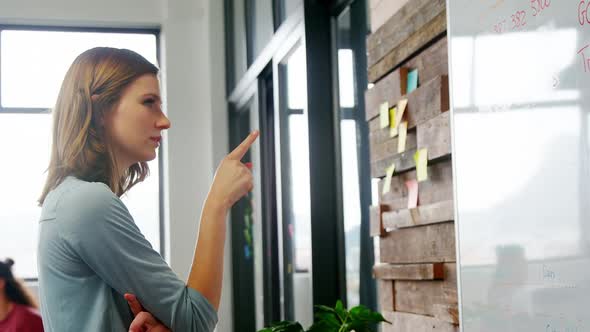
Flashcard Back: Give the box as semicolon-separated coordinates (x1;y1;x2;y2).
258;300;391;332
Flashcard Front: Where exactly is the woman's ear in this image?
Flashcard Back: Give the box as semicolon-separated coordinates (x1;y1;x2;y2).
0;279;5;291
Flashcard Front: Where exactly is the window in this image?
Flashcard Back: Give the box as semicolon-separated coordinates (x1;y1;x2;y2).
0;28;161;280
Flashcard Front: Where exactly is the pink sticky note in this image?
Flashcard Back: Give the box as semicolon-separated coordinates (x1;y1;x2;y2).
406;179;419;209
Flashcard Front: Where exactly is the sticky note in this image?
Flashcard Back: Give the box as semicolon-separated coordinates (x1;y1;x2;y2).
382;163;396;195
396;99;408;125
406;179;419;209
379;102;389;128
389;126;398;138
407;69;419;93
389;107;397;129
398;121;408;153
414;148;428;182
389;107;397;137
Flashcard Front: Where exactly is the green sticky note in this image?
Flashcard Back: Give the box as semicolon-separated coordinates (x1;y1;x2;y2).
379;102;389;129
382;163;396;195
407;69;418;94
414;148;428;182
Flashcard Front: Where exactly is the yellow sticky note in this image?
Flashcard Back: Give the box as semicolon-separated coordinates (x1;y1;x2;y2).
414;148;428;182
398;121;408;153
382;163;396;195
396;99;408;125
389;107;398;137
379;102;389;129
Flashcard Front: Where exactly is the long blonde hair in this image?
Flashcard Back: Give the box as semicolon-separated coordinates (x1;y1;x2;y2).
39;47;159;204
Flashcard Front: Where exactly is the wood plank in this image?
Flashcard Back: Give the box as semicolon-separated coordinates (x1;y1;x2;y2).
369;0;411;33
365;37;448;121
404;36;449;90
378;279;395;311
417;111;451;160
379;222;456;263
367;0;445;67
382;311;459;332
373;262;444;280
382;200;454;229
395;264;459;325
369;10;447;83
365;67;407;121
370;129;417;163
433;304;460;325
370;205;388;237
416;160;454;206
371;148;417;178
368;75;448;129
377;159;454;210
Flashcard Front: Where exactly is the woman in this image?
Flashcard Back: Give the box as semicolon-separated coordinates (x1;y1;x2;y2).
37;47;257;331
0;258;44;331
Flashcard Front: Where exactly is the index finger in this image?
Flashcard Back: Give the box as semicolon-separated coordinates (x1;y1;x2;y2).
124;293;143;316
227;131;259;160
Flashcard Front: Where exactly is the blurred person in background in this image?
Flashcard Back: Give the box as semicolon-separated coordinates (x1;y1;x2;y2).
0;258;44;332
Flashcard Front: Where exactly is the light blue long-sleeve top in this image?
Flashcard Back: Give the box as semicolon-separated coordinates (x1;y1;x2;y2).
37;176;218;331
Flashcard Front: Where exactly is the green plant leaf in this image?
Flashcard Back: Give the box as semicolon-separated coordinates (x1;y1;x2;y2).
334;300;347;322
257;320;305;332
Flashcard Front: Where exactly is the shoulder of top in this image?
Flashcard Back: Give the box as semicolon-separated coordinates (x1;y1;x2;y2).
57;178;118;209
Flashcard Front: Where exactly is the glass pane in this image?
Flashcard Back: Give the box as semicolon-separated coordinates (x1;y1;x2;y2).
233;0;248;86
252;0;274;60
341;120;361;307
288;115;312;273
0;114;51;279
0;31;161;279
337;7;362;308
1;30;157;109
286;47;307;110
338;49;356;108
281;0;303;22
280;43;313;327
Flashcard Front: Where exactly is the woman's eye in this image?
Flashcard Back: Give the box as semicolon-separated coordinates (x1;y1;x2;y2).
143;98;155;105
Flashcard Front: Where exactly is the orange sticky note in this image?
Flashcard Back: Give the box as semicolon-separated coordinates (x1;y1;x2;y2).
406;179;418;209
382;164;396;195
414;148;428;182
395;99;408;125
397;121;408;153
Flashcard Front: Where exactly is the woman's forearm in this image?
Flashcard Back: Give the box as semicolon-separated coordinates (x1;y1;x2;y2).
187;198;228;311
185;131;259;311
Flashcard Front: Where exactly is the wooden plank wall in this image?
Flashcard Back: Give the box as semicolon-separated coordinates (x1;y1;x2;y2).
366;1;459;331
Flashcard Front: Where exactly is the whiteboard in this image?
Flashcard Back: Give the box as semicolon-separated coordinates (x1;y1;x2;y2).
446;1;590;331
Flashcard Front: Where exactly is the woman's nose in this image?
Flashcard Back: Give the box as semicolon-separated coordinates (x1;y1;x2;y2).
156;113;171;130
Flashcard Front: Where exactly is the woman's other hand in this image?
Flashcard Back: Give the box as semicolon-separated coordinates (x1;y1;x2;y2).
125;293;170;332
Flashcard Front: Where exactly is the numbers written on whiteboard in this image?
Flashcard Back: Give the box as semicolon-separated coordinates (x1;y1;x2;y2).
579;0;590;25
530;0;550;17
493;19;508;33
491;0;554;34
511;10;527;29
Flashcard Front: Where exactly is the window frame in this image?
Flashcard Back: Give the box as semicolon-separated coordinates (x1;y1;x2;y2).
0;25;164;281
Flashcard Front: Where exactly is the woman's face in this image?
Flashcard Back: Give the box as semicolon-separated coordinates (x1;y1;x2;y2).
104;74;170;169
